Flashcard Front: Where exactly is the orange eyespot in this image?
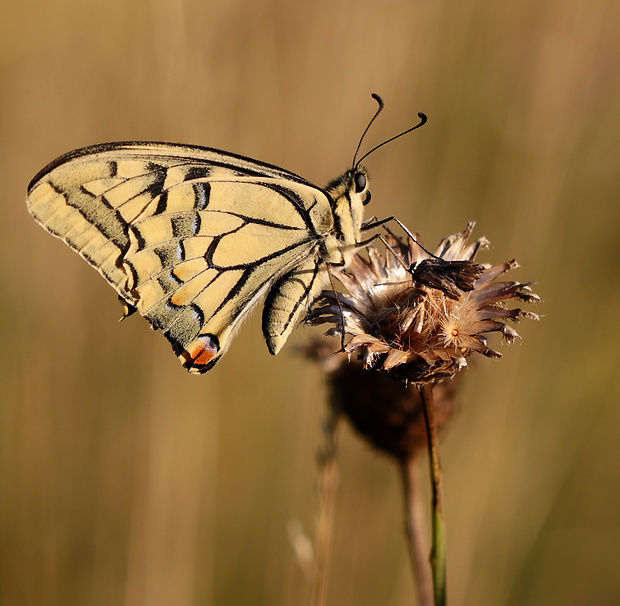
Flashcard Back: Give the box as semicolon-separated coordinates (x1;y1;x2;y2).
180;334;219;369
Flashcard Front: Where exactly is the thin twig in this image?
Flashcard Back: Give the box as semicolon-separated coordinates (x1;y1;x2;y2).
400;454;434;606
310;408;340;606
419;382;447;606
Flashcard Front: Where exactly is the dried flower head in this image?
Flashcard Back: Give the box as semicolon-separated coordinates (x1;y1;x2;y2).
306;222;540;384
301;335;459;460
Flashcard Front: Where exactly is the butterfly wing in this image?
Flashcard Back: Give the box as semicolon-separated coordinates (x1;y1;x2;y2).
26;142;336;372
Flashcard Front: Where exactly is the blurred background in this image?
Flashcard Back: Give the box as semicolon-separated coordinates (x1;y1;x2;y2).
2;0;619;604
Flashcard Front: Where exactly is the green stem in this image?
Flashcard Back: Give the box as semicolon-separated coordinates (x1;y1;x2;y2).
419;382;447;606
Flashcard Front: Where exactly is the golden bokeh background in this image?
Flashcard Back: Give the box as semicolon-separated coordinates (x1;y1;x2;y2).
2;0;619;604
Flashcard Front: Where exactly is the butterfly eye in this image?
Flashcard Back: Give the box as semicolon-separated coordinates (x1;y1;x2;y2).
354;172;366;193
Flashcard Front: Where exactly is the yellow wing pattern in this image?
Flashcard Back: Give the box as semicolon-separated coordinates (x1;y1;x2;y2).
27;142;342;372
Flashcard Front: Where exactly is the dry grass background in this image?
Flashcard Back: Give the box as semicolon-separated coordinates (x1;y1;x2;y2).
2;0;619;604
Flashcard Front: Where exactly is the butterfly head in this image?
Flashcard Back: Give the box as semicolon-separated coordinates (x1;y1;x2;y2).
323;95;427;249
325;166;371;247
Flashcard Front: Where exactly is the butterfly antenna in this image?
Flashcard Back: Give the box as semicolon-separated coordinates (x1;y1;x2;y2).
351;93;385;169
355;112;428;168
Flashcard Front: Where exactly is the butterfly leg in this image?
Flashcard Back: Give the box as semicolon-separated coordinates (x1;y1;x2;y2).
361;215;396;231
361;215;439;259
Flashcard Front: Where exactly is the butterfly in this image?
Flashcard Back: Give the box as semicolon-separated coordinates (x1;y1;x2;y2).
26;95;426;373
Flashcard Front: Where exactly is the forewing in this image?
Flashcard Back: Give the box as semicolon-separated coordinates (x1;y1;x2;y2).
26;142;333;372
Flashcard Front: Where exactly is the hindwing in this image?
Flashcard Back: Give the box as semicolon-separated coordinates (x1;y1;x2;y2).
26;142;338;372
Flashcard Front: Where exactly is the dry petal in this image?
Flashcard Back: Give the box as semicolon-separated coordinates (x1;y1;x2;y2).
306;223;539;383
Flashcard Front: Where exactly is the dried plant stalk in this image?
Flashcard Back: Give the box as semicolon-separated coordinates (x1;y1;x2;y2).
310;406;340;606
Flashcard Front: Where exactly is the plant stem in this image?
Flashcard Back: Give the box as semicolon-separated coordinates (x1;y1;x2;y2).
400;454;434;606
310;408;340;606
419;382;447;606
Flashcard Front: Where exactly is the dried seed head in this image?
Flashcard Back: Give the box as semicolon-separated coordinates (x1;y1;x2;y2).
300;337;457;459
306;222;540;384
332;358;457;458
